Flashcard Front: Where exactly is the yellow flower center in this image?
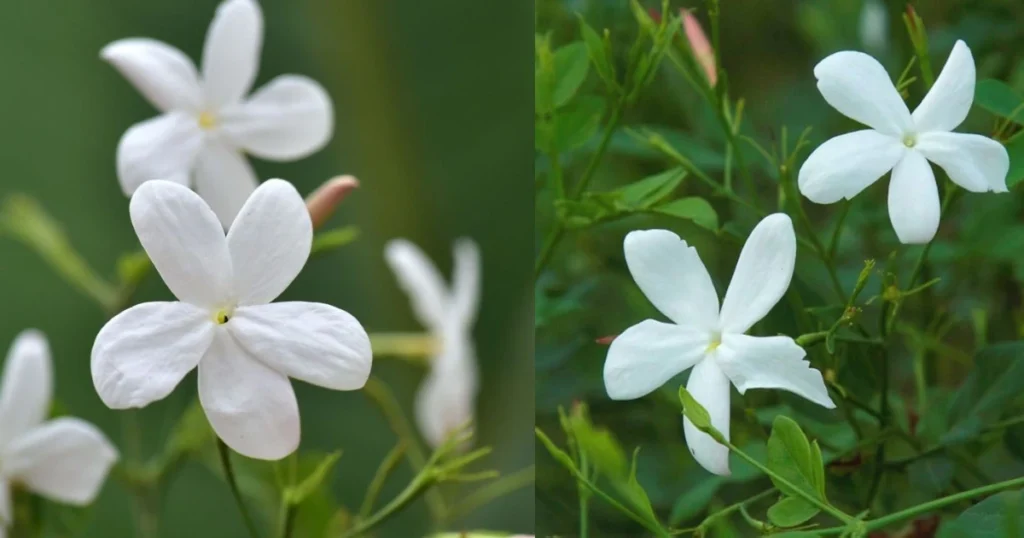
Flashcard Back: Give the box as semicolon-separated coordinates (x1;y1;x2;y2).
213;308;232;325
705;332;722;353
902;133;917;148
198;111;218;130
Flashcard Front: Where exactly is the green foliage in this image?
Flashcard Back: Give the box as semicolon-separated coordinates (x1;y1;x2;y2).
764;416;829;527
937;490;1024;538
975;79;1024;126
944;342;1024;444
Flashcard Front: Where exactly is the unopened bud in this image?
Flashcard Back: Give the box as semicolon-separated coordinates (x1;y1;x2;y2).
681;10;717;87
595;334;618;345
306;175;359;230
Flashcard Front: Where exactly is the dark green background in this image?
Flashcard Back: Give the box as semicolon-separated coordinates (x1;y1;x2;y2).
0;1;533;536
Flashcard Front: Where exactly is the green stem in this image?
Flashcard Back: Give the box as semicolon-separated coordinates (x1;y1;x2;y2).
815;475;1024;535
866;348;890;508
535;97;629;277
827;200;851;261
548;149;566;200
795;331;883;348
441;465;535;523
359;441;407;519
281;505;297;538
724;440;855;525
697;488;775;530
341;466;436;538
363;377;447;521
986;413;1024;432
579;451;590;538
216;439;261;538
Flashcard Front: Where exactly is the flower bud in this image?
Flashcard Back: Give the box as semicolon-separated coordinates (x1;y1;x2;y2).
306;175;359;230
682;10;717;87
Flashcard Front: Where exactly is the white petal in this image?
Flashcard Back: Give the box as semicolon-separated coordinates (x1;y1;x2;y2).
3;418;118;505
220;76;334;160
798;130;905;204
116;113;203;196
814;50;912;136
201;0;264;108
888;151;940;244
683;359;731;476
229;302;371;390
716;334;835;408
226;179;312;304
194;141;260;229
623;230;719;330
91;302;214;409
384;239;450;330
916;132;1010;193
130;180;233;307
416;349;478;449
604;320;708;400
0;330;51;444
719;214;796;334
451;238;481;326
198;331;299;460
912;41;975;132
100;38;203;113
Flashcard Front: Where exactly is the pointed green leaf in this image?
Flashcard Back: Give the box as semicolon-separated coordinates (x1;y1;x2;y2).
653;197;718;231
975;79;1024;126
568;409;628;480
578;16;615;88
1005;134;1024;188
552;42;590;108
623;447;658;522
285;451;343;505
617;167;686;207
810;440;825;497
551;95;605;151
767;496;820;528
944;342;1024;444
937;490;1024;538
766;416;824;501
678;387;726;443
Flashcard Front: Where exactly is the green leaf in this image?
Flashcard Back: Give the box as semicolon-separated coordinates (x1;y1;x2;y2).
552;42;590;108
535;35;555;115
551;95;604;152
810;440;825;498
284;451;343;505
944;342;1024;444
617;167;686;207
1005;135;1024;188
669;477;722;524
311;227;360;255
907;455;954;496
165;399;215;457
578;16;614;88
568;409;628;480
623;448;658;522
766;416;826;502
1005;421;1024;462
554;167;687;228
937;490;1024;538
535;428;579;472
116;250;153;288
975;79;1024;126
767;496;820;528
653;197;719;231
678;387;726;443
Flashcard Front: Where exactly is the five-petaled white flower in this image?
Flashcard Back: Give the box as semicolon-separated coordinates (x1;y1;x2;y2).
101;0;334;227
799;40;1009;245
385;238;481;449
603;214;835;476
91;179;372;461
1;330;118;531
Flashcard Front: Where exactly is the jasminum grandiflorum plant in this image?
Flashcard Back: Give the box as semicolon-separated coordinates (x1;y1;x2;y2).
798;40;1009;244
603;214;835;476
0;330;118;533
90;179;372;460
101;0;334;227
385;238;481;449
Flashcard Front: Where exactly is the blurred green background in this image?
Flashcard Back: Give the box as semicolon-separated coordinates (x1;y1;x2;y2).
0;0;533;536
536;0;1024;535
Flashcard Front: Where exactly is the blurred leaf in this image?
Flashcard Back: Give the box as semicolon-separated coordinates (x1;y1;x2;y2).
1006;422;1024;462
767;496;820;528
624;448;658;523
669;477;721;524
907;455;954;496
1005;135;1024;188
578;16;615;88
0;194;118;310
568;408;628;479
653;197;719;231
116;249;153;288
552;95;605;152
552;42;590;108
535;35;555;115
766;416;827;502
937;490;1024;538
975;79;1024;126
310;227;359;256
678;387;713;433
943;342;1024;444
555;167;687;228
284;451;343;505
618;167;687;206
166;399;214;457
602;125;725;170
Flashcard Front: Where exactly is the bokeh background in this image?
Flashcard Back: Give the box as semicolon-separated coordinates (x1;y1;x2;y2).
0;0;533;536
536;0;1024;535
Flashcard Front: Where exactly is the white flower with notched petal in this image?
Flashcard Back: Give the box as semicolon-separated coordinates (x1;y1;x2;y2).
799;40;1009;245
603;214;835;476
0;331;118;529
384;239;480;449
101;0;334;227
91;179;371;461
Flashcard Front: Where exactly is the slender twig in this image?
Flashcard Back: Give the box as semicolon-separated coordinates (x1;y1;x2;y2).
216;439;261;538
442;465;535;523
359;441;407;519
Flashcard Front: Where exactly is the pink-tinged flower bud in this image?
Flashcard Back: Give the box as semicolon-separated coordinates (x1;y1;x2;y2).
682;9;717;87
595;334;618;345
306;175;359;230
648;7;662;24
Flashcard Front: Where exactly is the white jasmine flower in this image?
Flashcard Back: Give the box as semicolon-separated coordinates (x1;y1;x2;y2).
91;179;371;460
384;239;480;449
798;40;1009;244
859;0;889;52
603;214;834;476
0;330;118;529
101;0;334;227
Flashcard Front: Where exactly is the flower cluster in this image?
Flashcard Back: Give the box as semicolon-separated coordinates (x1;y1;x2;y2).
603;38;1009;475
1;0;484;528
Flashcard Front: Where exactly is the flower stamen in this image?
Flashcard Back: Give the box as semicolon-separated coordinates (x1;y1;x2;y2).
214;309;231;325
902;133;917;148
198;111;217;130
705;331;722;353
